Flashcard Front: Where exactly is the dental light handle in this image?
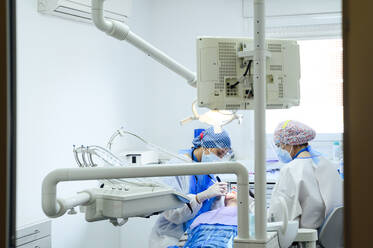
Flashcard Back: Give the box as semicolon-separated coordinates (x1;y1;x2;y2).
91;0;197;87
180;116;195;126
180;100;199;125
54;192;91;217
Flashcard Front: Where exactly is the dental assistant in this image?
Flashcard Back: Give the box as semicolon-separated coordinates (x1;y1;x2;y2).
269;120;343;229
149;127;232;248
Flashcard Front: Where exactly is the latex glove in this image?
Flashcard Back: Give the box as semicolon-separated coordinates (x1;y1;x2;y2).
196;182;228;203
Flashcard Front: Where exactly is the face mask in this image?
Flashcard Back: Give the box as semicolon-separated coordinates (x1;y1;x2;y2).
275;146;293;164
201;152;221;162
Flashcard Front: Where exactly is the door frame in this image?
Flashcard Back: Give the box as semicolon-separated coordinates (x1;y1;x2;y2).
1;0;17;247
343;0;373;247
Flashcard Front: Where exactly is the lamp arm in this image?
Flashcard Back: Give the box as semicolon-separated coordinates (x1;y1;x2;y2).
91;0;197;87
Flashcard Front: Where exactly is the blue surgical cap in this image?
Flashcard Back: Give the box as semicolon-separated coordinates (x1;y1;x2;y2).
192;127;231;149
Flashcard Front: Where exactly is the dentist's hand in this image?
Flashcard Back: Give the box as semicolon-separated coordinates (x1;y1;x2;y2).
196;182;228;204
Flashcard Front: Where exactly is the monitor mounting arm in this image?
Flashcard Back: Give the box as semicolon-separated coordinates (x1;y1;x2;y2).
91;0;197;88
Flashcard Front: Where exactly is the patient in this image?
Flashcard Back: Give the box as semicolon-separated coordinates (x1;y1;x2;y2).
181;191;239;248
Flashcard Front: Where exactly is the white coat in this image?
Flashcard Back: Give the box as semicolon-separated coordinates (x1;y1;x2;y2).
149;193;202;248
148;156;224;248
268;156;343;229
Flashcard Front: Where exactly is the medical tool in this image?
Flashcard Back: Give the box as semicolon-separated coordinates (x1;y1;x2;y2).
80;187;190;225
73;126;196;189
73;145;166;187
42;165;191;226
121;151;159;165
70;131;202;226
216;176;222;182
42;163;248;231
229;182;255;199
107;127;191;163
207;175;217;183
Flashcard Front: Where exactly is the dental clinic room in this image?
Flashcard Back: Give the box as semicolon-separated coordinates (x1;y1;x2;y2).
2;0;373;247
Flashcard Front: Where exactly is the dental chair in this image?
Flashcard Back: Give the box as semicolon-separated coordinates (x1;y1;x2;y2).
318;206;344;248
292;206;344;248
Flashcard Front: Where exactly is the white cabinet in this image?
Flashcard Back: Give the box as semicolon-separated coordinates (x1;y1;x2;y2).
17;236;51;248
16;220;51;248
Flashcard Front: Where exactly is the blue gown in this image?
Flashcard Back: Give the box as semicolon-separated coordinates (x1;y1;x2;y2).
183;148;217;231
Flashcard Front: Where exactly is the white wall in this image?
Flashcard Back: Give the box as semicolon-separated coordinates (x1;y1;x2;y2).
16;0;152;247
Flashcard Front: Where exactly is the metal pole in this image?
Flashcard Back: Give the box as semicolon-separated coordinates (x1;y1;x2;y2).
253;0;267;241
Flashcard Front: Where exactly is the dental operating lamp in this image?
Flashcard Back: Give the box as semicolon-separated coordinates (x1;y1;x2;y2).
180;100;242;133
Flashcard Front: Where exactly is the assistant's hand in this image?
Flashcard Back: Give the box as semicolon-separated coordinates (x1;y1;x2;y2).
196;182;228;203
